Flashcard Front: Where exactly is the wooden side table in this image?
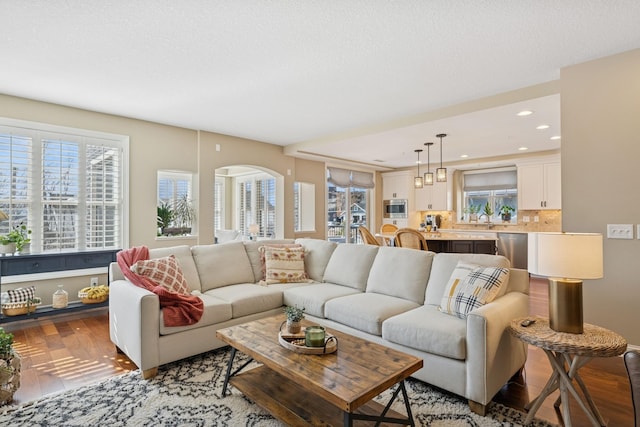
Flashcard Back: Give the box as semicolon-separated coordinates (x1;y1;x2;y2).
510;317;627;427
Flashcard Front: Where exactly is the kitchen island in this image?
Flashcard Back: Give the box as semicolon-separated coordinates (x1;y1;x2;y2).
376;231;497;254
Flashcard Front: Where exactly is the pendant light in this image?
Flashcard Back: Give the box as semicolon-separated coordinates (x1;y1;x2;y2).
423;142;434;185
414;149;423;188
436;133;447;182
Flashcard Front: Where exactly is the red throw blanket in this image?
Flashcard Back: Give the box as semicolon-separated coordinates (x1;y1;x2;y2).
117;246;204;327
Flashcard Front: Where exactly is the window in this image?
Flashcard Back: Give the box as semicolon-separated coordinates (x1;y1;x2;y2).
293;182;315;232
214;176;225;231
462;167;517;222
157;170;196;236
0;118;128;252
237;173;276;238
327;167;373;243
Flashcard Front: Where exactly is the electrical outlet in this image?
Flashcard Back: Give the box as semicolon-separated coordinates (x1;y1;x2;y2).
522;216;530;223
607;224;633;239
91;277;99;287
533;216;539;223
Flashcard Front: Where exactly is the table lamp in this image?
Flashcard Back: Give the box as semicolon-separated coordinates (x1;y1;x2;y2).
528;232;603;334
0;210;8;221
248;224;260;240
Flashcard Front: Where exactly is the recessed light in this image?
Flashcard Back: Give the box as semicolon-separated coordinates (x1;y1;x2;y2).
518;147;528;151
517;110;533;116
536;124;550;130
550;136;561;140
460;154;468;158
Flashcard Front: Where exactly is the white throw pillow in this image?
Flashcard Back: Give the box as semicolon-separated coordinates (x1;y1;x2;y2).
439;261;510;318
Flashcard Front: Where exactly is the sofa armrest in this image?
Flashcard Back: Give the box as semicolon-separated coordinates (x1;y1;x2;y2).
465;291;529;405
108;279;161;372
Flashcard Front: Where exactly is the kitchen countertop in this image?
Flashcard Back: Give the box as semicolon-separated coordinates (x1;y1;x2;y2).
376;231;498;241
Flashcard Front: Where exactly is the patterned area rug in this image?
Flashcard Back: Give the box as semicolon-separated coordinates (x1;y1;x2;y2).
0;347;556;426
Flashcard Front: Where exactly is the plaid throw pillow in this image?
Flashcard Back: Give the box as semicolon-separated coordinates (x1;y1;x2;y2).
439;262;510;318
130;255;190;295
8;285;36;303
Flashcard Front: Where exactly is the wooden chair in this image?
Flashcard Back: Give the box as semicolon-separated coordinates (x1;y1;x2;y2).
625;350;640;427
394;228;428;251
379;223;398;246
358;225;380;246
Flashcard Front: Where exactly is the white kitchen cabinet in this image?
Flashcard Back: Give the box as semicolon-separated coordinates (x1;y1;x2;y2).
382;171;413;201
518;162;561;210
415;181;448;211
382;218;408;228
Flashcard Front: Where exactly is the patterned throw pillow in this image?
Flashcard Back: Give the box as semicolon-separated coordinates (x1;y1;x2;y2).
258;244;302;281
130;255;190;295
8;285;36;303
439;261;510;318
261;246;310;284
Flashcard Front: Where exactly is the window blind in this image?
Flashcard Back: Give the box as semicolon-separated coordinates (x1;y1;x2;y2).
327;167;374;189
463;167;517;191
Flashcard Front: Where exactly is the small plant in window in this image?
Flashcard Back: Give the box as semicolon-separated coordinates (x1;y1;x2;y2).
173;194;196;230
464;204;480;222
1;223;32;253
482;202;494;222
157;203;174;235
499;205;515;222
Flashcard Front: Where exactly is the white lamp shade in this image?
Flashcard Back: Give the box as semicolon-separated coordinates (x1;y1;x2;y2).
248;224;260;234
529;232;603;279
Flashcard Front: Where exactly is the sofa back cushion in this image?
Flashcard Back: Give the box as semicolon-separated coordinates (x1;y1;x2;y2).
191;241;255;291
149;245;201;292
322;243;379;291
243;239;296;282
424;253;511;306
366;247;434;304
295;238;338;282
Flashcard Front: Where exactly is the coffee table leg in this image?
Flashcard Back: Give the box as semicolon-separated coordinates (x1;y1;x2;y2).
221;347;237;397
343;380;415;426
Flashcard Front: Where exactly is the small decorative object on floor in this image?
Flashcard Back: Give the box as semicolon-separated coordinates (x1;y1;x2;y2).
78;285;109;304
52;284;69;309
0;327;20;405
283;305;305;334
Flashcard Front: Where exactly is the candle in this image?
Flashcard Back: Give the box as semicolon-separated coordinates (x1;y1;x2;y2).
305;326;326;347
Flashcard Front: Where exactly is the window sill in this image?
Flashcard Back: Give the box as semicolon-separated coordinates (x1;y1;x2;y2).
155;235;198;241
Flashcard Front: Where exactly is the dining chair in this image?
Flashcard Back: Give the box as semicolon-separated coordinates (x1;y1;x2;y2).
358;226;380;246
625;350;640;427
379;223;398;246
394;228;428;251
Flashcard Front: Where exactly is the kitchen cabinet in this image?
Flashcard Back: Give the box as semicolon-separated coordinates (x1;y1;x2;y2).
382;218;408;228
415;181;448;211
382;171;413;201
518;162;561;210
447;240;496;255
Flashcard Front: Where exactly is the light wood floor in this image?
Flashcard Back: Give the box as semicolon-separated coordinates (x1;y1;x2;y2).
3;278;634;426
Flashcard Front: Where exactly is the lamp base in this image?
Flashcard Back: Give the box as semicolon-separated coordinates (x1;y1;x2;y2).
548;278;583;334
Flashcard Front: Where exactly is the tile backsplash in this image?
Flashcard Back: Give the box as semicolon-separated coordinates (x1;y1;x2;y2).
419;210;562;232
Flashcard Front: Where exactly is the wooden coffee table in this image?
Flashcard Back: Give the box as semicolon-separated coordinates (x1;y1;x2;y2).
216;314;423;426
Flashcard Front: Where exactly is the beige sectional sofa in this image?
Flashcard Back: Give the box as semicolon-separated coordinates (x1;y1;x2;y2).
109;238;529;414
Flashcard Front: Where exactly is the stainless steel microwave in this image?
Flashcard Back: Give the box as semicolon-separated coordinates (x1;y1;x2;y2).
383;199;408;219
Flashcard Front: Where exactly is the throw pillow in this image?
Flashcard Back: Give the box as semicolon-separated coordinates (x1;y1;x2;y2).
7;285;36;303
258;243;302;281
130;255;190;295
260;246;310;284
439;261;510;318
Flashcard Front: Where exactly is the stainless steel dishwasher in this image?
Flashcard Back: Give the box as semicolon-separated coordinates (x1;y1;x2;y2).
496;232;528;269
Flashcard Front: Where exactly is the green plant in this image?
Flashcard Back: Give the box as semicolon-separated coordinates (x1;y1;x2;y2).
172;194;196;228
157;203;174;230
464;204;480;215
283;305;305;322
0;327;14;359
1;223;32;252
482;202;494;217
499;205;515;215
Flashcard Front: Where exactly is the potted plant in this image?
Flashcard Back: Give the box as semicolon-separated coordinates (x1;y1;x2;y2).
283;305;305;334
500;205;515;222
0;327;21;405
482;202;494;223
464;204;480;222
157;202;174;235
0;223;32;254
172;194;196;234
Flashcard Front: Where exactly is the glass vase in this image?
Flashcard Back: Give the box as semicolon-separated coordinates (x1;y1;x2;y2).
52;285;68;309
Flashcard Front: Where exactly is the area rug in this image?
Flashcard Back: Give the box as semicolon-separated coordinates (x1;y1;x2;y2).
0;347;556;426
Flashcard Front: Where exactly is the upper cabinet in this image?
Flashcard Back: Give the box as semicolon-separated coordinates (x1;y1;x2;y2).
415;182;448;211
382;171;413;201
518;161;561;210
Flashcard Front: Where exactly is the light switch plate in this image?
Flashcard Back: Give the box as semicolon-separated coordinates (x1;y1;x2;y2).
607;224;634;239
637;224;640;239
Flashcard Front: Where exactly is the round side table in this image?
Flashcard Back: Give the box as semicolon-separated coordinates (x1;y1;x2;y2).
510;317;627;427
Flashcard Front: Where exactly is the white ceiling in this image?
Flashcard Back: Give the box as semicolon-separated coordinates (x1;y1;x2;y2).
2;1;640;168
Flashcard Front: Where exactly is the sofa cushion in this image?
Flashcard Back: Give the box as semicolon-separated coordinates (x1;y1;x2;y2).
130;255;190;295
149;245;201;292
295;238;337;282
439;262;510;318
382;305;467;360
324;293;420;336
283;283;361;317
191;242;255;291
322;244;379;290
205;283;284;318
366;247;433;304
260;246;310;284
159;293;232;335
424;253;511;306
243;240;296;282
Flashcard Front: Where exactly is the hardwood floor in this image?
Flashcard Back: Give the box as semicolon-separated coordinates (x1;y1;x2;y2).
2;278;634;426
